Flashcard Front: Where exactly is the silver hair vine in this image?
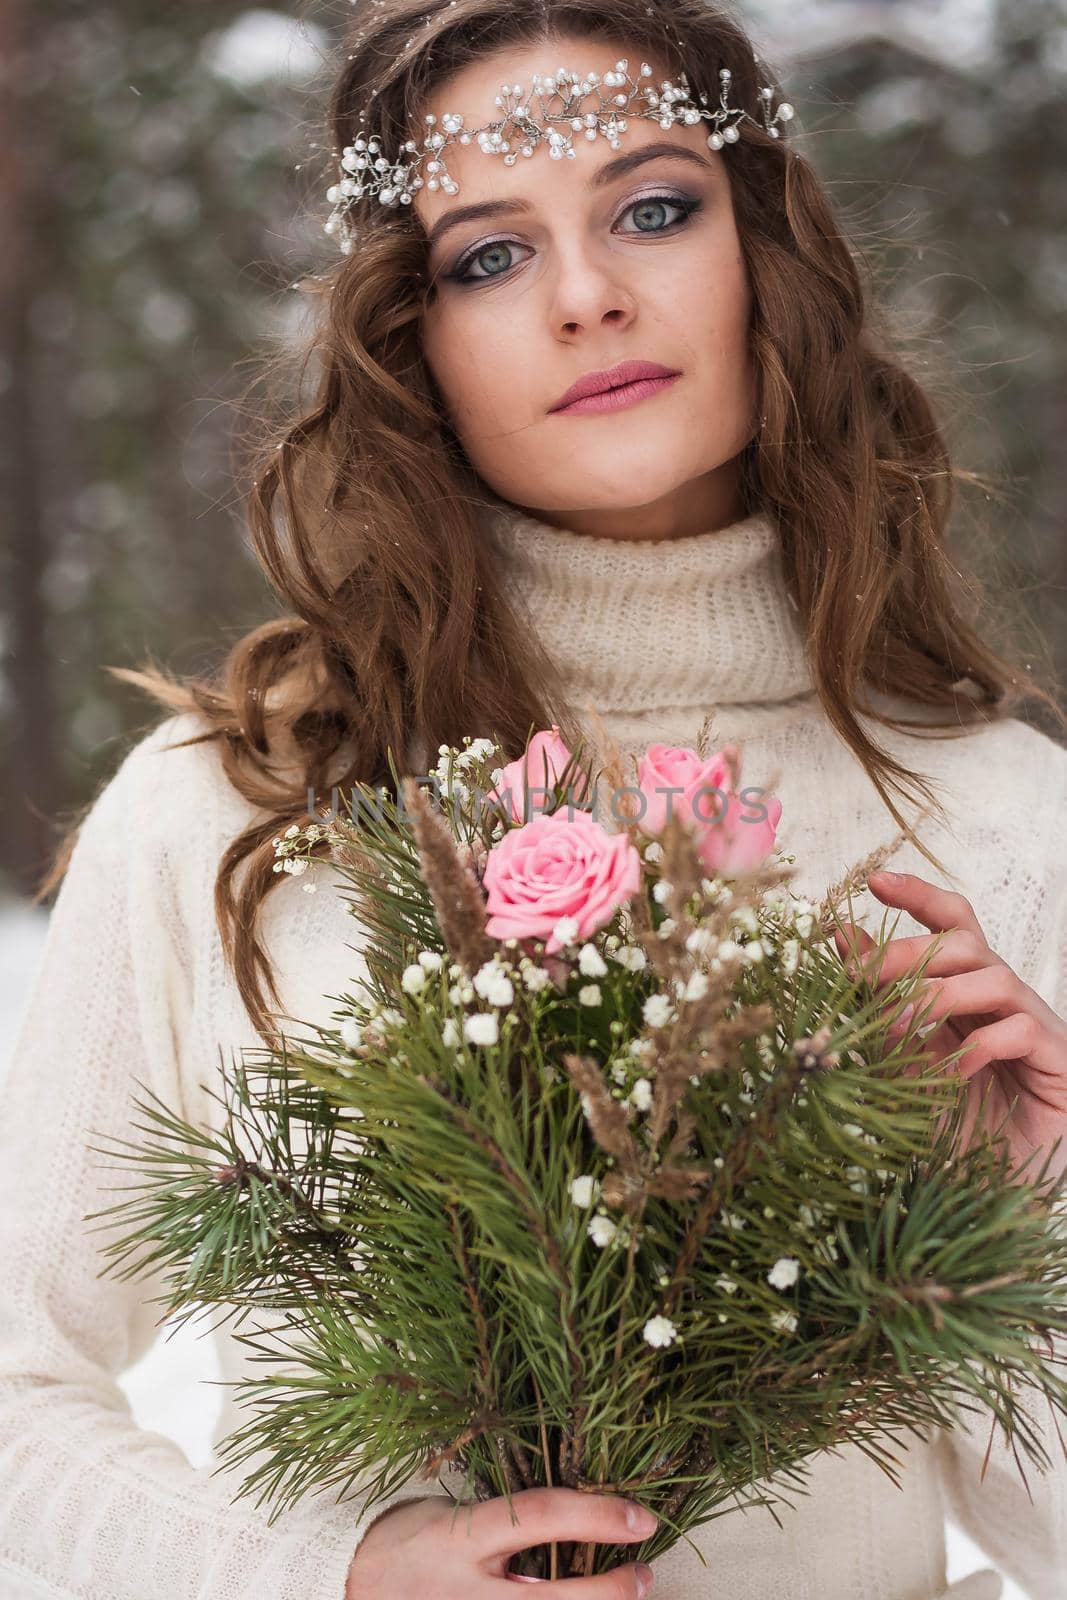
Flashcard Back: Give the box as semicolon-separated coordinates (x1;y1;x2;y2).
324;56;794;253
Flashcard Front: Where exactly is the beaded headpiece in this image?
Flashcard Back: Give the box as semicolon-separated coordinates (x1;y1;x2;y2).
324;57;794;252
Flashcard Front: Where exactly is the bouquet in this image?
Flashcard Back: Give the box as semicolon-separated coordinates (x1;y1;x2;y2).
86;721;1067;1582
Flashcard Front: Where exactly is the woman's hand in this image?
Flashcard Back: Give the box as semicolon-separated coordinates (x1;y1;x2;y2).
832;869;1067;1184
345;1486;657;1597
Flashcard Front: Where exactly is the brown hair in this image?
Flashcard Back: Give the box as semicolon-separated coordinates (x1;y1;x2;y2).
34;0;1066;1042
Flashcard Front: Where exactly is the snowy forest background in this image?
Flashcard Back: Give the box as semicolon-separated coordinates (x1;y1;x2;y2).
4;2;1067;1593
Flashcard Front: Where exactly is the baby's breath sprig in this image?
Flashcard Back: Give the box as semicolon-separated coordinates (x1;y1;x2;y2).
270;818;344;893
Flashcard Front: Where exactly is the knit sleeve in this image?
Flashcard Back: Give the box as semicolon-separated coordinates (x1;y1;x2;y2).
930;740;1067;1600
0;725;438;1600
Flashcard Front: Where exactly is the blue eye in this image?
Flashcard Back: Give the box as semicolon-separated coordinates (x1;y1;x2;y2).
444;192;703;286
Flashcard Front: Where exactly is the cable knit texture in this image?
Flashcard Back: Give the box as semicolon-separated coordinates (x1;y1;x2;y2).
2;498;1066;1599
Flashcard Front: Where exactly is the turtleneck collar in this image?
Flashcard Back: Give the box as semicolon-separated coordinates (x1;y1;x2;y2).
482;498;817;747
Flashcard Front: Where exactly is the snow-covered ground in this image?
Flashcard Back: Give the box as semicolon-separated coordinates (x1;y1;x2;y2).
1;896;1022;1593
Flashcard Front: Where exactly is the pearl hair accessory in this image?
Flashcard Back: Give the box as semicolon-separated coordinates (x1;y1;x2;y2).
324;57;794;252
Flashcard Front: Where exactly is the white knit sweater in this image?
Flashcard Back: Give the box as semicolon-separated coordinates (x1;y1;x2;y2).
2;500;1066;1600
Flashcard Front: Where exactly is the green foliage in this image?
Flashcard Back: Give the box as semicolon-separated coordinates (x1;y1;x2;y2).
85;754;1067;1579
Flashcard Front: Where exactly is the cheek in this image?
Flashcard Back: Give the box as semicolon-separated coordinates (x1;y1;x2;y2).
420;295;530;433
673;248;752;364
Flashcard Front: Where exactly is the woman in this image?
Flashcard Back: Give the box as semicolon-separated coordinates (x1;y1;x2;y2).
3;2;1066;1597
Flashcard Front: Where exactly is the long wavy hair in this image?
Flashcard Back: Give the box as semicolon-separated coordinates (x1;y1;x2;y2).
35;0;1066;1042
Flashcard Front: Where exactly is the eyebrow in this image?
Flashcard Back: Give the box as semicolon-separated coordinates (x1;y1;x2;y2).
423;141;714;249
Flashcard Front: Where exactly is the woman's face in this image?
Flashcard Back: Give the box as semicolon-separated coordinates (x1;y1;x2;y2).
414;34;757;540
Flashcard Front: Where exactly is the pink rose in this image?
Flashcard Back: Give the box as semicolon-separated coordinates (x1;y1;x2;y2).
635;743;738;836
634;742;782;872
486;726;590;824
697;789;783;873
483;810;642;954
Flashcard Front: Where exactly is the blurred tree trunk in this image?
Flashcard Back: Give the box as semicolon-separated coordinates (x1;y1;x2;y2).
0;4;62;897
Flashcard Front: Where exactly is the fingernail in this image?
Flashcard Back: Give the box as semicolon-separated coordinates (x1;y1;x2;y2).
888;1003;914;1033
627;1504;658;1534
635;1563;655;1595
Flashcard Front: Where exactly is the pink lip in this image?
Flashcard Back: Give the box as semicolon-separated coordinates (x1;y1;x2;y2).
549;359;682;414
550;374;681;415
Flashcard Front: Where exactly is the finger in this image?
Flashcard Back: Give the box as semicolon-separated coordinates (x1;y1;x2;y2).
950;1012;1049;1082
831;922;876;969
509;1565;655;1597
470;1489;657;1566
867;871;986;941
885;967;1030;1033
848;929;995;989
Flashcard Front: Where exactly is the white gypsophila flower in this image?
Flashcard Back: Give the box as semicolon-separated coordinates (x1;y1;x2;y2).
464;1012;499;1047
730;905;759;935
339;1016;363;1051
742;940;765;964
715;1274;739;1295
652;879;673;904
629;1076;653;1112
448;984;463;1004
642;1314;677;1349
780;939;800;975
552;915;580;947
767;1257;801;1291
681;971;708;1002
629;1037;655;1058
285;823;301;838
794;911;815;939
285;856;309;876
770;1308;798;1335
721;1210;746;1231
644;841;663;863
401;963;428;994
569;1175;600;1207
578;943;608;978
465;736;497;762
685;926;715;958
588;1213;618;1248
520;964;552;992
578;984;602;1007
418;950;444;972
379;1007;404;1028
657;917;677;938
610;1061;629;1084
473;961;514;1007
716;939;741;962
642;993;675;1029
613;944;647;972
441;1017;460;1049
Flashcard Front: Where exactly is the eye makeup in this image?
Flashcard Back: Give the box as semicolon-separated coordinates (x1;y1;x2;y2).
440;190;705;287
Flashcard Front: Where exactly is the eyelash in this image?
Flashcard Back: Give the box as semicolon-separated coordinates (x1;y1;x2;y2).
443;192;704;286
